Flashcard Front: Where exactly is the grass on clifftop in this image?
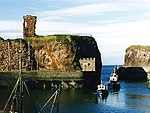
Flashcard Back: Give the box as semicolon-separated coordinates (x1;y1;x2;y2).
26;35;56;42
127;45;150;51
25;34;72;45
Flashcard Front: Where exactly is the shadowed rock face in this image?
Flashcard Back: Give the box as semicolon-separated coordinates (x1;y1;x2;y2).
117;67;147;81
70;36;102;86
124;45;150;73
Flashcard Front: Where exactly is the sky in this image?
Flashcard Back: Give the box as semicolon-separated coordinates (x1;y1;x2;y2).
0;0;150;65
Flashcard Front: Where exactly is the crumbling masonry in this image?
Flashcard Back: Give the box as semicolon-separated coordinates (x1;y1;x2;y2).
23;15;37;37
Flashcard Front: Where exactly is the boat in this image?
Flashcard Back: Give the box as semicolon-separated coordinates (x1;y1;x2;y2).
107;66;121;91
97;82;109;100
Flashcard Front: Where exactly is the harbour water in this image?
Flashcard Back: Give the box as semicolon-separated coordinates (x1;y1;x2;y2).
1;65;150;113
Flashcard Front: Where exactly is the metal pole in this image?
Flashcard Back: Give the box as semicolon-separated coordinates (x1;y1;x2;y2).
19;38;23;113
56;86;60;113
28;41;31;70
38;48;39;70
8;41;11;71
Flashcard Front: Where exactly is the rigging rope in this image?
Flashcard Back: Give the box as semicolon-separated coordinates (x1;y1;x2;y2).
3;78;19;111
24;82;45;113
38;89;59;113
10;85;18;112
50;91;58;113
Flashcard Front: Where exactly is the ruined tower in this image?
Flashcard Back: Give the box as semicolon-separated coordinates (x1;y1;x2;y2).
23;15;37;37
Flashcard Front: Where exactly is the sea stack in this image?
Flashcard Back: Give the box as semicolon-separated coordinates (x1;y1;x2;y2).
117;45;149;81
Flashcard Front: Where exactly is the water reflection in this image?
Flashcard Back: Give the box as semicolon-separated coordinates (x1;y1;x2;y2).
105;91;126;109
1;82;150;113
124;93;150;112
97;95;107;104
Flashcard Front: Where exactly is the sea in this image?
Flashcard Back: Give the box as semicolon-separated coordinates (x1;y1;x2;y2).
1;65;150;113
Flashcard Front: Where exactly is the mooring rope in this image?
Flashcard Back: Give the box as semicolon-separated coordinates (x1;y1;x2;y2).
50;91;58;113
38;89;59;113
24;82;43;113
10;85;18;112
3;78;19;111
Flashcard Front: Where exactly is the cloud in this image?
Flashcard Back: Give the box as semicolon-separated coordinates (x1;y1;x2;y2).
35;2;130;22
36;17;150;64
142;0;150;3
0;20;22;38
93;19;150;64
0;0;150;64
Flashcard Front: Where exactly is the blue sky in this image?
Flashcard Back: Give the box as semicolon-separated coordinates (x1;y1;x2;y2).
0;0;150;65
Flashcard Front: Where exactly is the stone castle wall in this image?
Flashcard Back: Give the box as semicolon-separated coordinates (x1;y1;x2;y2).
79;58;95;71
23;15;37;37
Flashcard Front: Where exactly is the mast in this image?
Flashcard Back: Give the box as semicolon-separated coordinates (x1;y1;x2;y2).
3;39;26;113
8;41;11;71
18;38;23;113
27;41;31;70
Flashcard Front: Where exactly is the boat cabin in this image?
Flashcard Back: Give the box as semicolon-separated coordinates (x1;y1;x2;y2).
110;72;118;82
97;84;106;90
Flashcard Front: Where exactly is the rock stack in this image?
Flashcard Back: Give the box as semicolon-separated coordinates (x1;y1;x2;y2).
118;45;150;81
124;45;150;73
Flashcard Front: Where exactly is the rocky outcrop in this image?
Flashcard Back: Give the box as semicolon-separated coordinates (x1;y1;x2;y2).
124;45;150;73
0;35;102;87
27;35;102;86
0;15;102;87
119;45;150;81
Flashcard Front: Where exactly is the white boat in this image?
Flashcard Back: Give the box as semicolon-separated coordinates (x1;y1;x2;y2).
108;66;121;91
97;82;109;100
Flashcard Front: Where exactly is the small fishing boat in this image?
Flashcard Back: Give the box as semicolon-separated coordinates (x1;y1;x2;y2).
97;82;109;100
107;66;120;91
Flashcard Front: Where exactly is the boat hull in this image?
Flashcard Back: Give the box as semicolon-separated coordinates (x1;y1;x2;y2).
108;82;120;91
97;90;109;99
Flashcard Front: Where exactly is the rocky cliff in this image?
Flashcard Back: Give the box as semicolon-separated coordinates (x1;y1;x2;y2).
124;45;150;73
0;35;101;87
0;15;102;87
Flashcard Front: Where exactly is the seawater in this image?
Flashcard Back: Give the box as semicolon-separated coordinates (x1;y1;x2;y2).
1;65;150;113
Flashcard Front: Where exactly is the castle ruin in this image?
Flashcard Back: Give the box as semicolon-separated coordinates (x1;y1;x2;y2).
23;15;37;37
